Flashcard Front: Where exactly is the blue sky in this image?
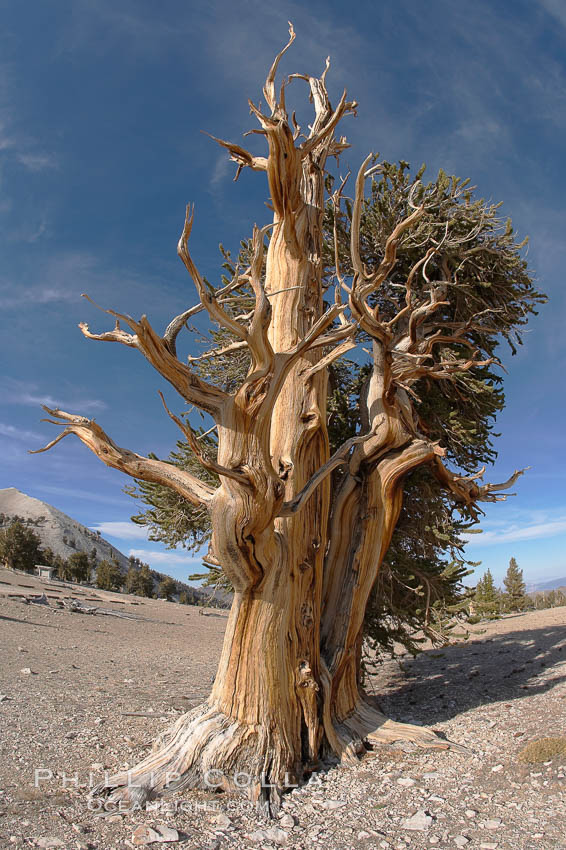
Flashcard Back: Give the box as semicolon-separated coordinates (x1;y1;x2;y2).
1;0;565;587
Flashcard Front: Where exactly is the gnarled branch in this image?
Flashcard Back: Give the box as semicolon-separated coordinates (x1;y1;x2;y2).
205;133;268;182
279;432;371;516
158;392;249;487
434;458;529;518
79;296;227;417
178;206;250;344
30;407;215;507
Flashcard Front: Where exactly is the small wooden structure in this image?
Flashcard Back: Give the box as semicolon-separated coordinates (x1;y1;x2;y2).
35;564;55;580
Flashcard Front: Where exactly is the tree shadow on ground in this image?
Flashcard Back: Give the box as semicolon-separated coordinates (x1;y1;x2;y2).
368;622;566;725
0;613;59;627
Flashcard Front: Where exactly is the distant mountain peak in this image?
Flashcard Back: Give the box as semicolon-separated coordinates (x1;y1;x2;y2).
0;487;131;570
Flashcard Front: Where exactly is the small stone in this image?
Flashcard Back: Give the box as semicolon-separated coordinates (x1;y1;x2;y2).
397;777;416;787
454;837;470;848
479;844;498;850
429;839;440;846
429;795;445;803
65;731;77;739
35;840;64;849
263;827;288;845
214;813;232;829
491;764;503;773
131;826;162;845
323;798;347;810
423;772;439;780
402;810;434;831
279;814;295;828
465;810;477;818
90;762;104;771
20;668;33;675
154;826;179;842
484;818;502;830
108;815;123;823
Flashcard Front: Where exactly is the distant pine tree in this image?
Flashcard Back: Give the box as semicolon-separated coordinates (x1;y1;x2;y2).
125;562;154;597
158;576;176;601
96;559;124;591
503;557;527;612
67;551;91;583
474;568;501;618
0;520;44;572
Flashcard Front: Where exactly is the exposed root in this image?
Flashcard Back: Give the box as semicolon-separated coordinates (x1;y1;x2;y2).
89;702;300;818
329;696;467;761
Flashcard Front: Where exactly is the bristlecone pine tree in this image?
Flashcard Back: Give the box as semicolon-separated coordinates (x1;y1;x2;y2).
0;520;44;573
33;28;544;814
474;568;501;618
503;556;527;612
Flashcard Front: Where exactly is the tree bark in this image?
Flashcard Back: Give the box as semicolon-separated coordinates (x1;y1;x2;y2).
32;30;526;816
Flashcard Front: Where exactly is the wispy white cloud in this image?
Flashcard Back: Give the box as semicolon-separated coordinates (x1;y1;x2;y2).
90;521;149;541
0;64;59;179
0;285;77;309
0;378;106;413
16;152;58;172
209;153;230;193
128;548;202;567
539;0;566;31
464;514;566;546
0;422;43;442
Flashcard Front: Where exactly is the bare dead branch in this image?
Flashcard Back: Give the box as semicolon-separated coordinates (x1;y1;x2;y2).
263;22;296;114
31;407;215;507
349;156;425;343
301;339;357;380
162;308;195;357
178;206;252;345
386;248;436;329
187;340;249;364
283;304;350;362
300;89;357;158
79;295;227;417
246;224;275;372
434;458;529;517
158;392;249;486
279;433;370;516
205;133;268;179
332;172;351;294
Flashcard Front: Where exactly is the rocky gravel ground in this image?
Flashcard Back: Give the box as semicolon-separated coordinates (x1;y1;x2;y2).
1;566;565;850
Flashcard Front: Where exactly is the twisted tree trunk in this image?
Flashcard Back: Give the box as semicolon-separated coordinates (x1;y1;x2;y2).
33;26;527;816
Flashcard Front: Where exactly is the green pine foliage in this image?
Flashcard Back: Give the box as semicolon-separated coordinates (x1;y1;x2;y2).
158;576;176;601
125;562;154;598
474;569;501;618
0;520;44;572
125;160;544;658
96;559;125;591
67;551;91;583
502;557;527;612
